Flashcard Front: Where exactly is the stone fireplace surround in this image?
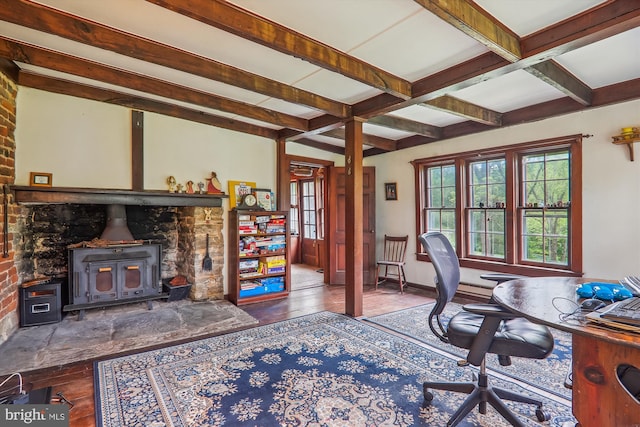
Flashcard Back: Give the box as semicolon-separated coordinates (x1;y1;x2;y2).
11;193;225;332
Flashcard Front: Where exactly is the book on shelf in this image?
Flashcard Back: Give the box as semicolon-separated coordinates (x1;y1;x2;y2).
239;259;259;270
239;271;263;279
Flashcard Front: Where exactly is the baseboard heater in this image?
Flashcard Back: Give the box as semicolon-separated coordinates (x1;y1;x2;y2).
409;282;493;299
457;282;493;298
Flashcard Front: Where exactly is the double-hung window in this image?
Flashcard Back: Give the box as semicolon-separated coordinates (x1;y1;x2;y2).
413;135;582;276
424;163;457;249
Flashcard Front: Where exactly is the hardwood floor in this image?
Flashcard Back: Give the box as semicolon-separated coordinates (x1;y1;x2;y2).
16;282;437;427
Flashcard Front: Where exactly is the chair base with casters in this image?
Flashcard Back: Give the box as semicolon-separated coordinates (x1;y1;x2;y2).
423;358;550;426
418;232;555;427
375;235;408;293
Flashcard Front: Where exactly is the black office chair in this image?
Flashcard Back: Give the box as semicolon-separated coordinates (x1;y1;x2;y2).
418;232;554;426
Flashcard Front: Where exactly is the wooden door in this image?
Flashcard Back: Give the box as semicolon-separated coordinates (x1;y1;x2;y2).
327;166;376;285
300;179;320;267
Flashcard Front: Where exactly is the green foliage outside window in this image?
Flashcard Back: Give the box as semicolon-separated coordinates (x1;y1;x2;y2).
521;150;570;265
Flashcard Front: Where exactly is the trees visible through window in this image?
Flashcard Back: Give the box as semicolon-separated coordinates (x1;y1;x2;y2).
413;135;582;276
317;176;325;240
301;180;317;239
468;158;506;259
289;181;299;236
424;164;456;248
520;151;570;265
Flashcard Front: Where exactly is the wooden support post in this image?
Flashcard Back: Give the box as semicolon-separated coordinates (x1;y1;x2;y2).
131;110;144;191
276;138;289;211
344;118;364;317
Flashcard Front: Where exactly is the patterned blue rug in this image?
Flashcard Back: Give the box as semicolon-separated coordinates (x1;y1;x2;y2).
95;311;575;426
365;303;573;400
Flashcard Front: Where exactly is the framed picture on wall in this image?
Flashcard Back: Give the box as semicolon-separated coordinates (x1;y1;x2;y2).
385;182;397;201
30;172;53;187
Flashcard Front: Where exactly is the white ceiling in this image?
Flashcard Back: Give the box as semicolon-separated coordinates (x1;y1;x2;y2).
1;0;638;153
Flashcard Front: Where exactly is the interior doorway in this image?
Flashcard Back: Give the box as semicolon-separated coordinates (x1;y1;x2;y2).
289;163;327;291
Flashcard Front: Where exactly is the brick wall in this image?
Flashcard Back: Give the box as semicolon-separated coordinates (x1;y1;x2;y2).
0;71;18;343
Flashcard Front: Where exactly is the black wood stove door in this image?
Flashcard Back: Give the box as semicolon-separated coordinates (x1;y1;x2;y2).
87;259;149;301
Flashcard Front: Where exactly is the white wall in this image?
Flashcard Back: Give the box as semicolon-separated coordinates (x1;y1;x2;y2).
286;141;345;166
15;88;131;188
15;87;640;292
143;112;276;198
366;99;640;288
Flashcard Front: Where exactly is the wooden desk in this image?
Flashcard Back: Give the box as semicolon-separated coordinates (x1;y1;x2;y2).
493;277;640;427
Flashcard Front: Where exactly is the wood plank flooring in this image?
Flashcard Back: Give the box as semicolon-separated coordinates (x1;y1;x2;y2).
14;282;438;427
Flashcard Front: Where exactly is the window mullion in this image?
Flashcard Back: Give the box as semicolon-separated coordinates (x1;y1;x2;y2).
505;151;517;264
455;157;465;259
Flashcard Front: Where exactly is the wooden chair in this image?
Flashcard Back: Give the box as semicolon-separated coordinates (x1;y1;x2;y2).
376;235;408;293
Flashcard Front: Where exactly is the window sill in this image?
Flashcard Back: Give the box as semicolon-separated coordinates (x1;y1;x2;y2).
416;253;582;278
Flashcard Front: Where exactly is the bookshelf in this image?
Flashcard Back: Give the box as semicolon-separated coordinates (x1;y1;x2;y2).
228;210;290;305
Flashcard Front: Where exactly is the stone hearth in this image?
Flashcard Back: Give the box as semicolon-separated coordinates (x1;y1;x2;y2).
0;299;258;375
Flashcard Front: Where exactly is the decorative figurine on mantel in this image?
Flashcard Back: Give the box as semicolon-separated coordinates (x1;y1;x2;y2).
185;180;195;194
197;181;205;194
206;172;224;194
176;183;184;193
167;176;177;193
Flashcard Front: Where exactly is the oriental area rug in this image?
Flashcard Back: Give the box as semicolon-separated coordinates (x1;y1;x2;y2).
365;303;573;400
95;311;576;427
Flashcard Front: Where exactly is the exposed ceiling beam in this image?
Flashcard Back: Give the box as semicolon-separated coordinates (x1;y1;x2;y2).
422;95;502;126
525;60;593;106
0;57;18;82
376;78;640;157
0;0;350;119
413;0;521;61
410;1;640;103
19;71;279;139
146;0;413;100
322;128;397;152
521;0;640;58
367;115;442;138
0;37;309;131
346;1;640;132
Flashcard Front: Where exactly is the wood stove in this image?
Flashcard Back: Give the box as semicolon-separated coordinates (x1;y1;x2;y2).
64;204;165;319
66;244;163;319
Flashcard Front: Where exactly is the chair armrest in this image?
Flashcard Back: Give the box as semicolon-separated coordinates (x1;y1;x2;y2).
480;273;524;284
462;303;516;319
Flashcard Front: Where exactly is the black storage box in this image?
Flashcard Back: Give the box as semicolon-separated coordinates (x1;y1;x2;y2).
162;281;192;301
20;280;63;327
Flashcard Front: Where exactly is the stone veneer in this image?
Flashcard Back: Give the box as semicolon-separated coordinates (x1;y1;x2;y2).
178;206;224;300
13;204;224;303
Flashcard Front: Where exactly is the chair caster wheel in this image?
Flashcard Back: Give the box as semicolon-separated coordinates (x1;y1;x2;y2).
535;408;550;422
423;389;434;404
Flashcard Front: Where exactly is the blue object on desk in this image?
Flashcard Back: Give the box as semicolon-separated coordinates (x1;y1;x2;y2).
576;282;633;301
